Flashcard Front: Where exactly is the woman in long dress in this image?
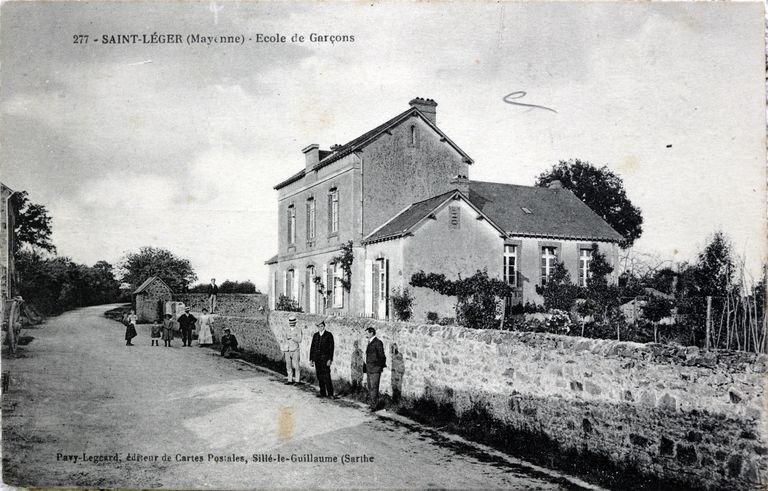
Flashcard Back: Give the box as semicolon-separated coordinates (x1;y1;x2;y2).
197;307;213;345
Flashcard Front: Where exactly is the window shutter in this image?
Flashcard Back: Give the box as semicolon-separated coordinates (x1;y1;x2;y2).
328;193;333;235
327;264;334;308
364;259;373;317
372;262;380;318
306;202;311;240
384;259;390;319
287;208;292;243
335;191;340;233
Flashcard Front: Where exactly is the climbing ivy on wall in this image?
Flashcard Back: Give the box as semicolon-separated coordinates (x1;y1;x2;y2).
332;241;354;291
410;269;513;329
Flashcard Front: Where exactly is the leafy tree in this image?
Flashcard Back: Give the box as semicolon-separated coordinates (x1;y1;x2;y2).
391;287;414;321
642;296;675;343
11;190;55;252
15;251;121;315
535;261;579;311
536;159;643;248
119;246;197;293
188;280;259;294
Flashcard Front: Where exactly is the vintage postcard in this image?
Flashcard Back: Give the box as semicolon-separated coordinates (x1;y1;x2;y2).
1;1;766;489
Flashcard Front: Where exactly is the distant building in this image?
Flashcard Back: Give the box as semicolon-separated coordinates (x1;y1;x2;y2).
132;277;172;323
266;98;622;321
1;183;16;319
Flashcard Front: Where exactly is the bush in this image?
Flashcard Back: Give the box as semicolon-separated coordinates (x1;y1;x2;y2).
391;287;414;321
426;311;439;323
275;295;302;312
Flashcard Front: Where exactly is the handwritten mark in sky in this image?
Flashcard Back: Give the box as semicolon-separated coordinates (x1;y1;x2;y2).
503;91;558;114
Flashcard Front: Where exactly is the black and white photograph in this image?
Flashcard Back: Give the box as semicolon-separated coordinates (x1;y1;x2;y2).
1;1;766;489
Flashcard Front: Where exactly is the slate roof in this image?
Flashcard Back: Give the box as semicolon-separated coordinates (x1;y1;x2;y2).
133;276;171;295
274;106;474;190
363;181;624;244
264;254;278;265
468;181;623;242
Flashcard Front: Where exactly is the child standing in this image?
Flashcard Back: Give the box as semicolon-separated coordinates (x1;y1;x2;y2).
125;309;138;346
150;322;162;346
162;313;174;347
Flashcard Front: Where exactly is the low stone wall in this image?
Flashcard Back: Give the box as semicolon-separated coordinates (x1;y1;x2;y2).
261;311;767;489
173;293;268;317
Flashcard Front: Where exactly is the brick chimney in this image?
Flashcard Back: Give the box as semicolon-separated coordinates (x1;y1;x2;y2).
548;179;563;189
302;144;319;171
409;97;438;125
451;174;470;195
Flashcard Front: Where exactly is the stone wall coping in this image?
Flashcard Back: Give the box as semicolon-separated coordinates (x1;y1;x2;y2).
270;311;768;373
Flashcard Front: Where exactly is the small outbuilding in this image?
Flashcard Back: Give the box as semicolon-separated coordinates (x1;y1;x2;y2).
133;276;173;323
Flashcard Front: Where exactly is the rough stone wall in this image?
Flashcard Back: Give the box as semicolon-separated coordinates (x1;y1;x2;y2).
173;293;268;318
261;311;766;489
135;280;172;323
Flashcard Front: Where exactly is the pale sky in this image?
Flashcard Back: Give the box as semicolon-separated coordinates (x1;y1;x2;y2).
2;1;765;291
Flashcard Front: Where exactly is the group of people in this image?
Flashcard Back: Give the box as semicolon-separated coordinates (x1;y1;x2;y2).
122;306;214;347
282;315;387;412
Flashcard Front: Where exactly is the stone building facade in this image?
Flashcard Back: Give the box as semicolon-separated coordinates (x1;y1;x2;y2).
132;276;173;323
1;183;16;327
267;98;622;322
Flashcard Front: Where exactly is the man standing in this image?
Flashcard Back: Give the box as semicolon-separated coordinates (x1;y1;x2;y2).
364;327;387;411
309;320;335;398
282;315;303;385
177;307;197;347
208;278;218;313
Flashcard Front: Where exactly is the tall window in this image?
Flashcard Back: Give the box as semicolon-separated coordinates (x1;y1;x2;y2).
286;269;295;300
579;248;593;287
306;198;316;240
287;204;296;244
409;124;417;146
328;188;339;235
377;258;387;301
540;246;557;285
332;262;343;308
504;245;518;287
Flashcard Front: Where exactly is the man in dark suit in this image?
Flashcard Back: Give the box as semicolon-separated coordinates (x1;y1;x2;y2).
177;307;197;347
309;320;335;398
364;327;387;411
207;278;219;313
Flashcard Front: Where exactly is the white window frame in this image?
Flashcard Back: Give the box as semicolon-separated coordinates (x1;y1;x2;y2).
541;246;557;285
288;205;296;244
332;262;344;308
286;269;295;300
307;198;316;239
504;245;517;287
579;248;593;287
330;189;339;235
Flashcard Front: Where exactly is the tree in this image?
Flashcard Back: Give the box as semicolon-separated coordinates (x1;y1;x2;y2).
642;296;675;343
11;190;55;252
119;247;197;292
536;261;579;311
536;159;643;248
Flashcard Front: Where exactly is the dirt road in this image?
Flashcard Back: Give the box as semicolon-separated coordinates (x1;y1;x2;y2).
2;305;595;489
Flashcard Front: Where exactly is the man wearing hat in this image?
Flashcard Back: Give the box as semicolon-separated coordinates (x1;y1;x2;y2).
220;327;240;358
177;307;197;347
309;320;335;398
364;327;387;411
281;315;303;385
